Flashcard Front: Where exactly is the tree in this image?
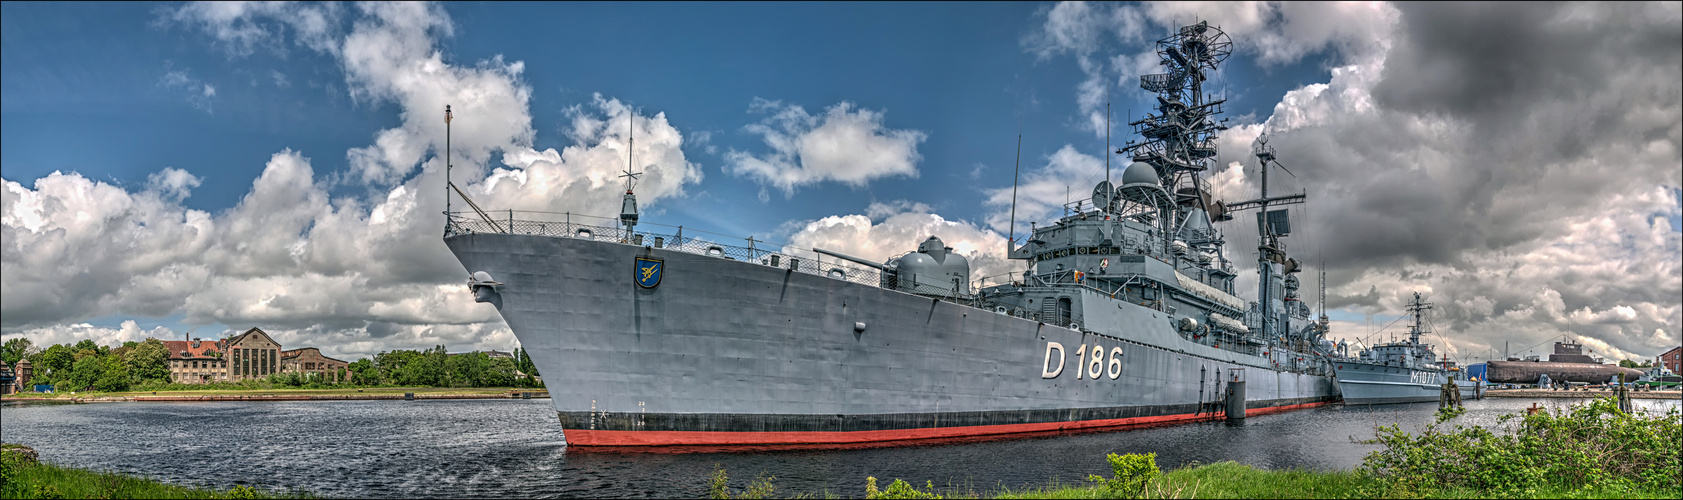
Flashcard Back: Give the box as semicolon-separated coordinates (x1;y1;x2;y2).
2;337;35;365
72;339;106;358
34;344;76;384
67;355;103;391
123;338;172;383
348;358;376;385
485;356;517;387
94;355;131;392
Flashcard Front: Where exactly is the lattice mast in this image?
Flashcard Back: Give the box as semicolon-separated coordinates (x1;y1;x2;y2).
1406;292;1433;346
1121;21;1232;229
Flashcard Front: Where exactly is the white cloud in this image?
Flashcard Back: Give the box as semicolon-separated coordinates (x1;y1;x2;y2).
2;321;174;352
981;144;1106;234
0;2;706;361
782;202;1016;284
725;99;926;197
159;68;216;112
163;1;345;57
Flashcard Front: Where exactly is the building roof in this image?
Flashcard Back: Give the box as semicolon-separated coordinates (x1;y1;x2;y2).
279;347;347;365
228;327;280;348
163;339;226;360
1662;346;1683;357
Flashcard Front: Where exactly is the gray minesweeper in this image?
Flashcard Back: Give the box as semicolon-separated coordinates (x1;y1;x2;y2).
443;22;1338;447
1330;292;1483;404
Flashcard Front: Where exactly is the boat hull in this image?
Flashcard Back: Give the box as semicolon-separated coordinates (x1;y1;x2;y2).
445;232;1338;447
1334;361;1482;405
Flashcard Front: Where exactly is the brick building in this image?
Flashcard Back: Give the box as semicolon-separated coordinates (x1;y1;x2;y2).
163;337;228;384
165;327;286;384
280;347;350;382
1661;346;1682;376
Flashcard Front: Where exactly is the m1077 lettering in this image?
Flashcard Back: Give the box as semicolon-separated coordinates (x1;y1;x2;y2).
1041;341;1124;380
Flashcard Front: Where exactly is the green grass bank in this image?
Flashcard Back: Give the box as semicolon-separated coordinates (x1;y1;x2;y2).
1;445;313;499
709;397;1682;499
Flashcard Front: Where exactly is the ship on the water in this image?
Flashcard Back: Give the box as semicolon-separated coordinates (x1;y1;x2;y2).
442;22;1339;448
1485;340;1644;385
1330;292;1482;405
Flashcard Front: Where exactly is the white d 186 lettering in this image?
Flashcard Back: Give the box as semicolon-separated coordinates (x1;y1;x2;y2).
1087;344;1104;379
1108;347;1124;379
1042;342;1065;379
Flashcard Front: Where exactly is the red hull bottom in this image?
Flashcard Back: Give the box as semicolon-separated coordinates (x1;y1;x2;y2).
564;401;1329;449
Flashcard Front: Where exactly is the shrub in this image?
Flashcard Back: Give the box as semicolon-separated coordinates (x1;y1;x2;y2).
1085;452;1159;499
864;476;942;499
1359;397;1682;496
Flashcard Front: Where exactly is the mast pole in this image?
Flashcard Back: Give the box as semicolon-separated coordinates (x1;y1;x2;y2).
445;105;452;217
1008;132;1022;259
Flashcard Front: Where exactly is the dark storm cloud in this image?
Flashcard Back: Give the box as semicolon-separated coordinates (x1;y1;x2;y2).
1200;2;1682;360
1262;2;1682;273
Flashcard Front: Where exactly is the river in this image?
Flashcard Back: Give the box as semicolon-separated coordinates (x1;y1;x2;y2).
1;396;1677;498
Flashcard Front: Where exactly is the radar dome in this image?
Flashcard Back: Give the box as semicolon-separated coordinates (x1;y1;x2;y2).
1121;162;1158;187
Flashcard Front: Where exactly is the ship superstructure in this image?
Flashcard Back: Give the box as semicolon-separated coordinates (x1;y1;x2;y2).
1331;292;1482;404
442;21;1338;448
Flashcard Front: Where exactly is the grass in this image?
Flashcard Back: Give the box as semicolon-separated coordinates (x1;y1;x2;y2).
2;448;314;499
988;461;1680;499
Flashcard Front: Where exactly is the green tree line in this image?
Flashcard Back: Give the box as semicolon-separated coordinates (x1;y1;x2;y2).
2;337;542;392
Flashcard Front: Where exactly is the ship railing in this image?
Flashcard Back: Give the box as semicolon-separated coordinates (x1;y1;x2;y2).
444;211;885;288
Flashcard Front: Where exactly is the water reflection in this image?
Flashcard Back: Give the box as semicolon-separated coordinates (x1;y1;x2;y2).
1;397;1675;498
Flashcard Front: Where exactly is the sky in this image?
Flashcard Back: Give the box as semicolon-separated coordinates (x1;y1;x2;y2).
3;1;1679;364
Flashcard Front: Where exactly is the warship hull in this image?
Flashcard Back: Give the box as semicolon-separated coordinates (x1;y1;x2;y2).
1333;361;1481;405
446;232;1338;447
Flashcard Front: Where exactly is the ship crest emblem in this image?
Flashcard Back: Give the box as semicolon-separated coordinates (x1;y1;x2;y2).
635;256;664;288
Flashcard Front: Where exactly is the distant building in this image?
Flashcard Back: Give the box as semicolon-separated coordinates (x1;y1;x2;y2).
447;350;515;360
1661;346;1683;375
280;347;350;383
2;360;16;394
163;337;229;384
165;327;288;384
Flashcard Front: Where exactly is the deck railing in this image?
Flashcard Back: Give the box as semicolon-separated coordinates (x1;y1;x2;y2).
445;211;885;288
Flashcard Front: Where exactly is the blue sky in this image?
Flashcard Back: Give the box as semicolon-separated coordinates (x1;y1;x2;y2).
2;2;1334;230
3;2;1678;362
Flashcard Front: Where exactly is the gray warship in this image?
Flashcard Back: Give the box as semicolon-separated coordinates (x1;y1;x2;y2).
1330;292;1483;404
442;22;1338;447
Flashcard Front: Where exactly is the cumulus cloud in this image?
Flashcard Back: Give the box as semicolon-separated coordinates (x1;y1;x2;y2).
162;1;345;57
980;144;1106;235
486;94;702;215
1;2;704;361
725;98;926;197
781;201;1016;284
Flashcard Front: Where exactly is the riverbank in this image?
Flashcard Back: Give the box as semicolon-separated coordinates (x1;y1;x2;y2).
985;460;1681;499
1484;388;1681;399
2;444;313;499
0;387;547;403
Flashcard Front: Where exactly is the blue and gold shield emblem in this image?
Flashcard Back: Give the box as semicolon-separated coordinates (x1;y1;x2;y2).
635;256;664;288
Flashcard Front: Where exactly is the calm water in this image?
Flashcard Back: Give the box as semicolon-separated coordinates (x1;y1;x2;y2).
2;397;1677;498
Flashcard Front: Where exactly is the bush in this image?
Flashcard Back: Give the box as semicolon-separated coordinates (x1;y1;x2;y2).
864;476;942;499
1085;452;1159;499
1359;397;1683;497
708;465;775;499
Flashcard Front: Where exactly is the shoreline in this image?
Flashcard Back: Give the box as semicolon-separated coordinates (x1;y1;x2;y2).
0;388;548;403
1482;388;1682;400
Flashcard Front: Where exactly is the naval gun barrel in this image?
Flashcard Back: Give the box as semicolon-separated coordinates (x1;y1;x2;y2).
813;248;887;270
